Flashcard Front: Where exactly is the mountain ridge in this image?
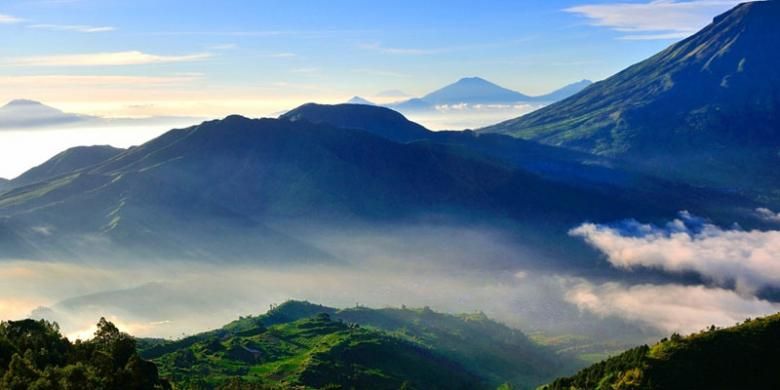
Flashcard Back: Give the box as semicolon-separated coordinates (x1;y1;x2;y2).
481;1;780;196
389;78;592;112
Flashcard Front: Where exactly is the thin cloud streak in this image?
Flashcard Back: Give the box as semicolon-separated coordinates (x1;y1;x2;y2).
5;51;212;67
28;24;116;33
0;13;22;23
0;74;204;87
566;0;743;40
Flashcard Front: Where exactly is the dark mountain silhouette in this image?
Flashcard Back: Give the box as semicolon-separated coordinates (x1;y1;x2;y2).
280;103;748;221
483;1;780;196
0;114;667;262
281;103;430;143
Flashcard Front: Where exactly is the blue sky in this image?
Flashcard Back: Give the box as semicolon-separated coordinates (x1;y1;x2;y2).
0;0;743;118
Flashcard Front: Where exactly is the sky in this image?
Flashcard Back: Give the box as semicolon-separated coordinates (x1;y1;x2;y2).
0;0;746;116
0;0;745;178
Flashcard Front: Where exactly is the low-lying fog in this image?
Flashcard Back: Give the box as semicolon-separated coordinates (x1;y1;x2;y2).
3;214;780;344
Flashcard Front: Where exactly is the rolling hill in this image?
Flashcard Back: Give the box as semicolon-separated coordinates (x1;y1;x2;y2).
543;312;780;390
139;301;571;389
483;1;780;197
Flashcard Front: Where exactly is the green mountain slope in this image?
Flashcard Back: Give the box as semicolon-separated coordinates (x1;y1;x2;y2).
542;312;780;390
483;1;780;196
140;301;571;389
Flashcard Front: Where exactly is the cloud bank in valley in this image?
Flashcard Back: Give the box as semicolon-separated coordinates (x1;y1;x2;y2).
570;212;780;294
566;211;780;334
565;281;780;334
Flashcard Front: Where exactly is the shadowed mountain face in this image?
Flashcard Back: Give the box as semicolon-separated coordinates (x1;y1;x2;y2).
0;114;661;262
0;99;91;129
280;103;751;221
535;80;593;102
483;1;780;196
11;145;125;188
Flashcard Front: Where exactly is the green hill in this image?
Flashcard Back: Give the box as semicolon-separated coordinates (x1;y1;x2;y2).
139;301;572;389
542;312;780;390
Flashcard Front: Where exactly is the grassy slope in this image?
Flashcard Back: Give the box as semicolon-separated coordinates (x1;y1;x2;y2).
140;301;570;389
542;312;780;390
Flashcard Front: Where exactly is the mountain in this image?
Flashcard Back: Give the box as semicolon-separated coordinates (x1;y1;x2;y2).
0;178;8;193
0;317;169;389
388;78;592;113
280;103;749;222
376;89;410;98
281;103;431;143
346;96;376;105
543;312;780;390
532;80;592;102
0;99;92;129
389;97;435;112
421;77;532;105
482;1;780;197
0;112;677;263
140;301;571;389
10;145;125;188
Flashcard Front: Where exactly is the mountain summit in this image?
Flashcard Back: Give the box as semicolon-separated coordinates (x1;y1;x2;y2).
0;99;90;129
482;1;780;192
422;77;532;105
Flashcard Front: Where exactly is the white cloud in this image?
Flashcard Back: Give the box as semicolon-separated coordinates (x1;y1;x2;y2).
756;208;780;223
566;0;743;40
6;51;211;67
565;281;780;334
0;74;203;87
0;13;21;24
570;212;780;293
28;24;115;33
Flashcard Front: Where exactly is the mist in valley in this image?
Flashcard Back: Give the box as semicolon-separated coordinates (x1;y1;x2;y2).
3;215;779;349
